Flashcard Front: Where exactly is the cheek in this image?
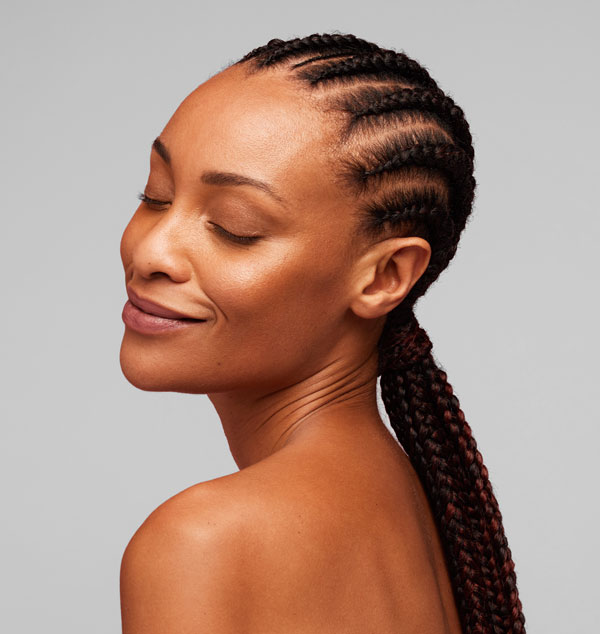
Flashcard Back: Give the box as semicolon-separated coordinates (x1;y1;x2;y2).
206;242;347;345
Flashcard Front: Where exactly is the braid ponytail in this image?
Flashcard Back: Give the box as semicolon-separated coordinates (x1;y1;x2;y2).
378;307;525;633
234;32;526;634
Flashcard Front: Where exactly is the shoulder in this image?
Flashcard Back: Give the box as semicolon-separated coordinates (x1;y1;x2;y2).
120;443;418;633
119;480;254;634
119;463;330;634
119;458;349;632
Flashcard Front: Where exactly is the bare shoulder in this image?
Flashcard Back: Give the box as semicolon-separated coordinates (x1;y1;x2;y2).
118;453;369;633
120;442;460;633
119;459;331;633
119;480;252;634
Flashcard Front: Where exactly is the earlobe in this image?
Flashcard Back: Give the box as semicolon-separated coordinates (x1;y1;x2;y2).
349;237;431;320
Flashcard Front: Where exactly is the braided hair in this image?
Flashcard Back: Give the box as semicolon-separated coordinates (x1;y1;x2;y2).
233;32;526;634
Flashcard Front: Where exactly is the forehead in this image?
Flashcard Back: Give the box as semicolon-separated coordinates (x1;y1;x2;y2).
159;65;337;205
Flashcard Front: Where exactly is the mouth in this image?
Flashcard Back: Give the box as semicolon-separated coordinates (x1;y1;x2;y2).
126;286;208;320
122;299;207;334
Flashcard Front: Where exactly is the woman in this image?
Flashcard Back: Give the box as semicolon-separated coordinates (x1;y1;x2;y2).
119;32;526;634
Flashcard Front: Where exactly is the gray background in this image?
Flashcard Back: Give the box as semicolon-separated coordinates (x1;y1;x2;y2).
1;1;597;632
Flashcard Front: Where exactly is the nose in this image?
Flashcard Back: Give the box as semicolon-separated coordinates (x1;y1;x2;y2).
123;206;192;283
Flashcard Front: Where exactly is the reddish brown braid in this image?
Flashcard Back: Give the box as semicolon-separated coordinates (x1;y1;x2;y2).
234;32;526;634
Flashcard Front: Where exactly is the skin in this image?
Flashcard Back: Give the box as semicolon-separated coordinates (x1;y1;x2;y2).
119;61;463;633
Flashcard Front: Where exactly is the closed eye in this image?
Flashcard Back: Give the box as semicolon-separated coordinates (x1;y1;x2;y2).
138;192;170;208
208;222;263;245
137;192;263;245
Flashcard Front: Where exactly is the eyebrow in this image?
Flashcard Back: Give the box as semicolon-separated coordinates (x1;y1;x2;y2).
151;137;287;207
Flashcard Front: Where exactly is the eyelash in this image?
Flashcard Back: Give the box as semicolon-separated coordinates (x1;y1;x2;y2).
137;192;263;244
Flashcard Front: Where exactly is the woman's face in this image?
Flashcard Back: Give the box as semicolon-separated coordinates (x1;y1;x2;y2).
120;63;368;394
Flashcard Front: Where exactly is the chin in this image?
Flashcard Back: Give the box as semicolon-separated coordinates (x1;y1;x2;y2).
119;341;186;392
119;361;213;393
119;354;171;392
119;341;226;394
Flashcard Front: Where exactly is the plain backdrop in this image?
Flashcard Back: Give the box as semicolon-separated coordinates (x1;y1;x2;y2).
1;1;598;632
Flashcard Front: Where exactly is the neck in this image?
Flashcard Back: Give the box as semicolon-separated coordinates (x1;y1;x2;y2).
207;347;386;470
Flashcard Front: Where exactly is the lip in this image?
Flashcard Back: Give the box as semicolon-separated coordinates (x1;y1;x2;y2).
123;287;208;335
122;300;206;334
126;286;204;320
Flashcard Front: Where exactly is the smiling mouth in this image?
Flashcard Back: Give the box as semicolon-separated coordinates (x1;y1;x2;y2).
122;300;207;334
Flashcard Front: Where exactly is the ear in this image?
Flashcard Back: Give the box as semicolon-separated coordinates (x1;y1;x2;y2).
349;236;431;320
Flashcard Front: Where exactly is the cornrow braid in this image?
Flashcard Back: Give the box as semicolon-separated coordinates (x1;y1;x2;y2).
234;32;526;634
295;51;439;90
337;86;475;160
361;142;470;180
355;141;474;243
238;32;380;68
